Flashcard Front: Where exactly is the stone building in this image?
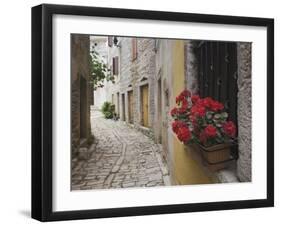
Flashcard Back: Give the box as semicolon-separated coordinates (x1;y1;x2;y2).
71;34;93;157
103;36;252;185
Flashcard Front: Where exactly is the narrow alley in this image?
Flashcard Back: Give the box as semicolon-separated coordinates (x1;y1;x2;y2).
71;107;170;190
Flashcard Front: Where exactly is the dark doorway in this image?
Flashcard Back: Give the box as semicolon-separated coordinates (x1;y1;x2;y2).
128;90;134;123
140;84;149;127
80;76;87;139
116;92;120;117
122;93;126;121
157;78;162;143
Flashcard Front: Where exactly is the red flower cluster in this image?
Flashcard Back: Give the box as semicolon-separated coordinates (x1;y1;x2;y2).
204;125;217;138
191;95;200;104
172;121;185;133
176;89;191;104
190;96;224;119
177;126;191;143
191;104;206;117
222;121;236;138
171;89;237;146
172;121;192;143
170;107;178;117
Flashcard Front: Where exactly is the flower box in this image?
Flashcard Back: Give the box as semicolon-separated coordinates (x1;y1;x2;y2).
171;89;238;172
189;143;235;172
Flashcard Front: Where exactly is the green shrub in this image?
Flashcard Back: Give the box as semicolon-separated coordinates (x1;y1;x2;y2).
101;101;115;119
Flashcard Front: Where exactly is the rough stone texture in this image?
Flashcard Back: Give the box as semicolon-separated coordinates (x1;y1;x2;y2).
237;42;252;182
106;38;157;134
71;108;170;190
71;34;93;157
185;41;199;94
132;38;156;129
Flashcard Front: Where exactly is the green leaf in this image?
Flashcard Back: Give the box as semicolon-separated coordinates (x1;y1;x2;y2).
221;112;228;119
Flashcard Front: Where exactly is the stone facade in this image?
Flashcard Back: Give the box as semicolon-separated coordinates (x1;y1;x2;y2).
102;37;252;184
237;42;252;182
71;34;93;157
107;38;157;135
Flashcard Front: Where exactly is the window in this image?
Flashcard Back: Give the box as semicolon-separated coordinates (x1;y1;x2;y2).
112;56;119;75
108;36;113;47
132;38;138;61
196;41;238;124
196;41;238;159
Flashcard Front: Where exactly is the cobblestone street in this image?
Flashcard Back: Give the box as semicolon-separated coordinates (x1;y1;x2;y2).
71;107;170;190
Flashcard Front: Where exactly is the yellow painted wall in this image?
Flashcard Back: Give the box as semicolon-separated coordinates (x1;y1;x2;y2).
172;40;213;185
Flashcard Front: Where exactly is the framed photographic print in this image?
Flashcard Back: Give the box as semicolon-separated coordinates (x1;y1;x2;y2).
31;4;274;221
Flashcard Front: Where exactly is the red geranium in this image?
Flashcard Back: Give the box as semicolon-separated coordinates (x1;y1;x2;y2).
178;108;186;114
176;94;186;104
189;114;197;124
176;90;191;105
222;121;236;138
170;107;178;117
202;97;213;108
171;89;236;146
210;100;224;111
177;126;191;143
191;105;206;117
191;95;200;104
172;121;186;133
182;99;188;108
204;125;217;138
180;89;191;97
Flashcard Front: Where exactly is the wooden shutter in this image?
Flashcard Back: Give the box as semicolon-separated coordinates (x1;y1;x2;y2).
132;38;137;61
112;56;119;75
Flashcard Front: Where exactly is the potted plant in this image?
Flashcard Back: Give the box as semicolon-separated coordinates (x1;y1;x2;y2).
170;90;237;171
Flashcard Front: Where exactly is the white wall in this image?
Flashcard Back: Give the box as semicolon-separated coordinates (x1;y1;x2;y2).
0;0;279;225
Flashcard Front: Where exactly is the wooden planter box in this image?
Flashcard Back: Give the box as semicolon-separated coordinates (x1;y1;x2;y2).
189;143;235;172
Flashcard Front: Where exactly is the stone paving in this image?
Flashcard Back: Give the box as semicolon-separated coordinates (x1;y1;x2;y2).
71;107;170;190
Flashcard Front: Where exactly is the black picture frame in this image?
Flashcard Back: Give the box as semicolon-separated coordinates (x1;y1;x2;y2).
31;3;274;222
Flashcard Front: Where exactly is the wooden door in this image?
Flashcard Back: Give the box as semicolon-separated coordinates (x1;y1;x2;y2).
121;93;125;121
116;92;120;117
80;76;87;138
157;79;162;143
141;85;149;127
128;91;134;123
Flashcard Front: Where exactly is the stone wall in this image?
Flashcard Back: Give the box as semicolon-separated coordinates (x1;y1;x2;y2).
119;38;133;122
237;42;252;182
132;38;156;130
185;41;199;94
107;37;157;137
71;34;93;156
